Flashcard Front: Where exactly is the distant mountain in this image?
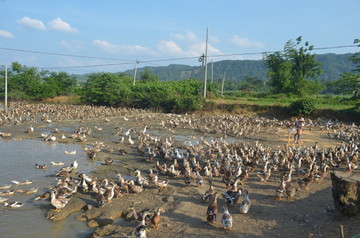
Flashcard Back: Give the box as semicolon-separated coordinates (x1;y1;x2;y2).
122;53;356;82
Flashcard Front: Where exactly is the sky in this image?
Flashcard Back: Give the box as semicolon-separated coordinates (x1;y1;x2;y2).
0;0;359;74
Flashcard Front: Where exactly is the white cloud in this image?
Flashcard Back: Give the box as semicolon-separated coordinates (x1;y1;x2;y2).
157;39;222;58
157;40;183;55
93;40;158;56
171;31;199;42
17;16;46;30
17;16;77;33
48;18;77;32
92;40;121;53
60;40;84;51
229;35;265;48
0;29;15;38
121;44;152;54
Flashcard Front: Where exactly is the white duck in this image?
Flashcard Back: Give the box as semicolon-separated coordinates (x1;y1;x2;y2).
239;190;251;214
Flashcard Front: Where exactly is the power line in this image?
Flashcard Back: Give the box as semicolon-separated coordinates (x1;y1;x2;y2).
208;45;358;59
0;47;135;62
41;61;135;69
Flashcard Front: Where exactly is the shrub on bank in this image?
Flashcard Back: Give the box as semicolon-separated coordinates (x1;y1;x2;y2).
289;98;315;115
80;73;203;112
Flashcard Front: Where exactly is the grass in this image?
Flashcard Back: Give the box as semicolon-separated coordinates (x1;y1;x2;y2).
216;93;357;110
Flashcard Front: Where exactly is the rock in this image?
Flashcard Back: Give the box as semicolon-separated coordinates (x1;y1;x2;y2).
46;197;88;221
331;171;360;216
86;224;130;238
87;219;100;228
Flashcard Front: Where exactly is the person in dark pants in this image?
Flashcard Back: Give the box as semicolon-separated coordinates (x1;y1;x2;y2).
294;117;305;144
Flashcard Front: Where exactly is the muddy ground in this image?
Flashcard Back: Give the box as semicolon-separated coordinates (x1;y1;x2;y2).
1;109;360;238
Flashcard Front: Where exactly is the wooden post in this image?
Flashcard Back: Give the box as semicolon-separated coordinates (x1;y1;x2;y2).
339;225;344;238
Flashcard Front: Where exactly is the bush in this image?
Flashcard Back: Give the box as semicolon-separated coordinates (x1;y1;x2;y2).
288;98;315;115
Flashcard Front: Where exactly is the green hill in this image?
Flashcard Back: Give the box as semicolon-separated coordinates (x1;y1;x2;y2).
121;53;356;82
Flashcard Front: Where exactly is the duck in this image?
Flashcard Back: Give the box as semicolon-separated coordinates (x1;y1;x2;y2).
239;190;251;214
50;190;70;212
3;201;24;208
128;180;143;193
151;208;165;230
148;169;157;181
0;184;12;189
71;160;78;170
314;163;330;183
154;175;168;192
298;170;315;190
285;182;297;198
134;170;149;186
222;179;242;206
169;165;181;177
0;197;9;203
0;190;15;196
206;192;219;223
183;166;195;185
135;212;150;238
64;150;77;155
194;170;204;186
256;165;274;183
34;191;51;201
44;134;56;142
129;207;152;222
104;184;116;203
239;167;249;182
275;177;286;200
103;157;114;165
11;180;33;185
50;161;65;166
221;205;233;230
21;187;39;194
202;180;216;203
128;135;134;145
35;163;46;169
25;125;34;133
96;192;106;207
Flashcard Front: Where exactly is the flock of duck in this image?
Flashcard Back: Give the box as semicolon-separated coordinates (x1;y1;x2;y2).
0;101;359;237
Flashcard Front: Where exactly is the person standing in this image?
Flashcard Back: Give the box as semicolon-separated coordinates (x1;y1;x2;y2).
294;117;305;144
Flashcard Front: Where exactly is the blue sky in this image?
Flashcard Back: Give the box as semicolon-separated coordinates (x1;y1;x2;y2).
0;0;359;74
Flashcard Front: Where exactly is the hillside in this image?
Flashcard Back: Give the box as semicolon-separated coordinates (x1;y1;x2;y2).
121;53;356;82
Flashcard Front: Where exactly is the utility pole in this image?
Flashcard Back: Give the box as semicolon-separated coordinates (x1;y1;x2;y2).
203;27;209;98
221;72;225;96
133;60;139;86
5;64;8;112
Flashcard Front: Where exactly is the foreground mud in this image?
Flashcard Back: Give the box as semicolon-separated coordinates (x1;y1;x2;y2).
0;102;359;238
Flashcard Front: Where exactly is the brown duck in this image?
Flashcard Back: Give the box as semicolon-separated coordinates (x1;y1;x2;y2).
151;208;165;230
206;192;219;223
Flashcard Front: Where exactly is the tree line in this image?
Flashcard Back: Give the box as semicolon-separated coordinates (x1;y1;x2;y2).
0;37;359;113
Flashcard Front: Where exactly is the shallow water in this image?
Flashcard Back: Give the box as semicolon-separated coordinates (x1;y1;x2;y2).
0;139;94;238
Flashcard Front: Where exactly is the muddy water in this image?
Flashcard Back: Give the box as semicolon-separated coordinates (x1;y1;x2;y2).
0;139;94;238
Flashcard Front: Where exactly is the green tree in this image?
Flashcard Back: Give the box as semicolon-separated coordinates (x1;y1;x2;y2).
81;73;132;106
263;36;323;96
349;39;360;72
1;62;78;100
334;39;360;99
140;68;159;83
